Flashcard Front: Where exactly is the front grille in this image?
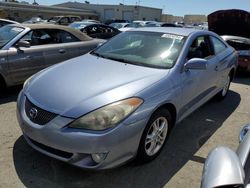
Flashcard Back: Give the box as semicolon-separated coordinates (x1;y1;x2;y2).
25;98;57;125
28;136;73;159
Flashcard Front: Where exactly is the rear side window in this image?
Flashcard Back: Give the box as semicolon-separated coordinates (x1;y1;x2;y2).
59;17;69;24
71;17;81;22
187;35;213;59
210;36;227;54
57;31;79;43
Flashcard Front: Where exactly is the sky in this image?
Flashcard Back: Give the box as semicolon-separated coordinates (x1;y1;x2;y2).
25;0;250;16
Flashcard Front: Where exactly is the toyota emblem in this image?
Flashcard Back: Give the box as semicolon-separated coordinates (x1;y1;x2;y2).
29;108;38;119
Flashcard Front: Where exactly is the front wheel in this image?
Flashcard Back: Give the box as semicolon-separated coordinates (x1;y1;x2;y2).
136;108;172;163
216;74;231;100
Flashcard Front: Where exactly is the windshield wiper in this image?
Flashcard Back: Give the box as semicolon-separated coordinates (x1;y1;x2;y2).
90;51;106;58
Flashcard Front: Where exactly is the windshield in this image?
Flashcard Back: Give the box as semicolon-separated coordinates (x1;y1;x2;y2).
92;31;186;69
0;25;24;49
226;39;250;51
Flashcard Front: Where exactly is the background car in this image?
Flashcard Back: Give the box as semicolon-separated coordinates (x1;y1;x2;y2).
17;27;237;170
222;35;250;72
104;19;128;25
160;23;183;27
0;18;19;27
109;22;130;30
81;19;100;23
22;17;47;24
47;15;81;25
70;22;120;39
0;24;104;91
201;124;250;188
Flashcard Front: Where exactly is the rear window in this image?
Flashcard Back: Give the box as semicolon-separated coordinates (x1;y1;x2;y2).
226;40;250;51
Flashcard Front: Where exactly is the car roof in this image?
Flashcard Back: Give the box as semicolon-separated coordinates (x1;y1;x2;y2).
21;24;92;41
130;27;204;36
0;18;19;24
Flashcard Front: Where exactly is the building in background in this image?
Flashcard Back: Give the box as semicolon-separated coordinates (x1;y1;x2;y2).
184;14;207;25
0;1;98;22
161;14;183;23
54;2;162;22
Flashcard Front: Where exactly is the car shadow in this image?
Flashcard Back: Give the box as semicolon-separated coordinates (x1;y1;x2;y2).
233;72;250;85
13;90;241;188
0;86;22;105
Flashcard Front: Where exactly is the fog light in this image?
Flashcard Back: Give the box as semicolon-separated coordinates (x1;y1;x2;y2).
91;153;108;164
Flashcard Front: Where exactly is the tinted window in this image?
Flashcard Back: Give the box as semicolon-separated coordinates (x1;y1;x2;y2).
57;31;79;43
59;17;69;24
86;25;100;34
21;30;55;46
210;36;227;54
71;17;81;22
20;29;79;46
226;40;250;51
188;36;213;59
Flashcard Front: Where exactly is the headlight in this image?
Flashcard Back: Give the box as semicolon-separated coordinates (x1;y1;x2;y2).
69;97;143;131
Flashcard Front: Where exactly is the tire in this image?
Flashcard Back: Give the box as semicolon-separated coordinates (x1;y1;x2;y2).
0;76;6;96
136;108;172;163
215;74;231;100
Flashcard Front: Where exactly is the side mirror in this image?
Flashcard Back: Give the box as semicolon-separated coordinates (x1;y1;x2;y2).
16;41;31;48
201;147;244;188
184;58;207;71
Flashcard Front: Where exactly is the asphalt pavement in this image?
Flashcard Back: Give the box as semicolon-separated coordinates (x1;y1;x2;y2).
0;76;250;188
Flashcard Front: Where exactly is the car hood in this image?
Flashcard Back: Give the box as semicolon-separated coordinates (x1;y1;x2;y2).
25;54;169;118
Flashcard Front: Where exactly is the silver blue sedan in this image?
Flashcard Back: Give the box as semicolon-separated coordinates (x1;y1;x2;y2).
17;27;238;169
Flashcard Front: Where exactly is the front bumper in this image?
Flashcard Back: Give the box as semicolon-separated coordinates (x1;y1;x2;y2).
16;91;147;169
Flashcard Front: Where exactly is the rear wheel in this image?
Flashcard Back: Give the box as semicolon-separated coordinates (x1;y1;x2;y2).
136;108;172;163
216;74;231;100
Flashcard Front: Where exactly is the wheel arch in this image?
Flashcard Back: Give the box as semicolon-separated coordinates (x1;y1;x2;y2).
152;102;177;126
229;68;236;82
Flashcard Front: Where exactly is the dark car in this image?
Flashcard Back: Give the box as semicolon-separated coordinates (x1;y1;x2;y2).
70;22;120;39
222;35;250;72
161;23;183;27
47;16;81;26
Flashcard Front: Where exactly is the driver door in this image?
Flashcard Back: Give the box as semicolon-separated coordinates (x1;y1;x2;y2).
7;30;46;85
179;35;218;119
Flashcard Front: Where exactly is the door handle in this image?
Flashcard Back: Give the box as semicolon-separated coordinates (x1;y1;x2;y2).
215;65;219;71
58;49;66;54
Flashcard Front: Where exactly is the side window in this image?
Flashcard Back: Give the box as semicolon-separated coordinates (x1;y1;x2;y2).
106;26;114;33
187;36;213;60
71;17;80;22
20;29;57;46
59;17;69;24
210;36;227;54
56;30;80;43
19;31;33;43
88;26;99;34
